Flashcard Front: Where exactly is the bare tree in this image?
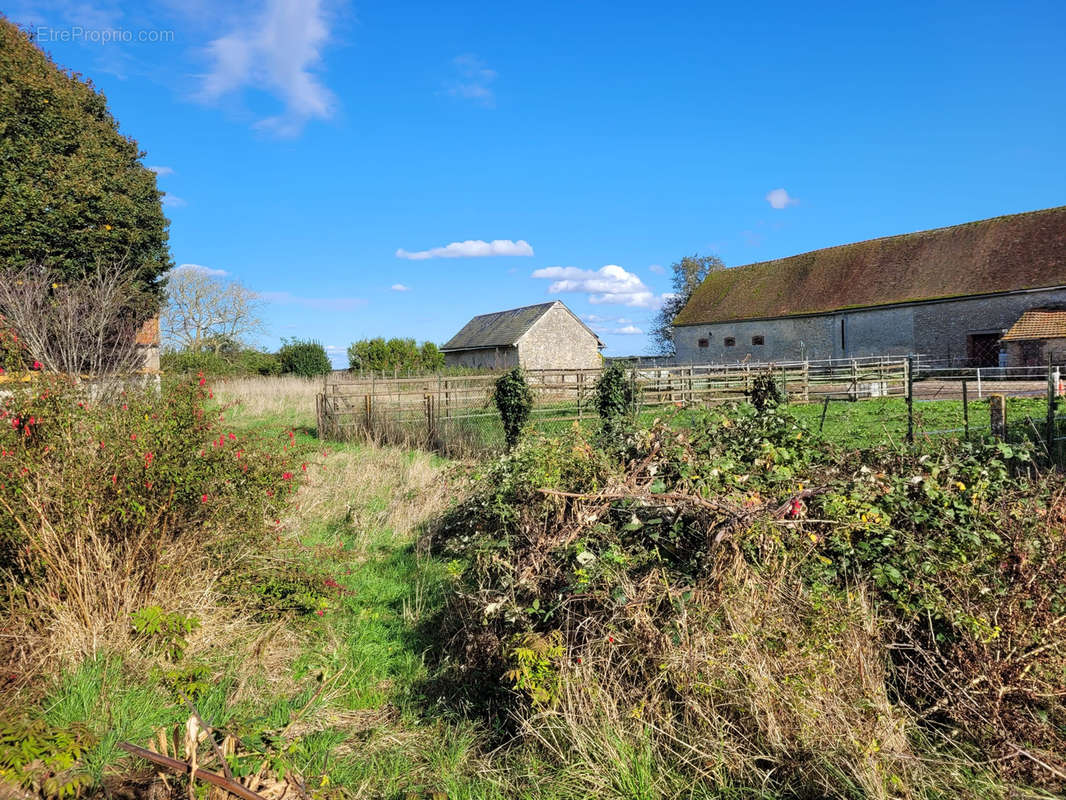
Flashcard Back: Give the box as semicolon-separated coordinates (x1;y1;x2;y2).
161;267;264;353
650;253;726;356
0;264;150;377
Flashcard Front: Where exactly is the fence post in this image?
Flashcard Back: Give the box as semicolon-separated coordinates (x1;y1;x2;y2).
1047;355;1056;453
962;380;969;440
990;394;1006;441
850;358;858;401
906;354;915;443
803;361;810;403
781;365;788;404
976;367;982;399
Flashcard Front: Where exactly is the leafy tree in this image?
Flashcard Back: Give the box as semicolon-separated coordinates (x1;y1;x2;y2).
161;266;263;353
650;253;725;355
420;341;444;370
0;19;171;300
278;338;331;377
346;337;445;372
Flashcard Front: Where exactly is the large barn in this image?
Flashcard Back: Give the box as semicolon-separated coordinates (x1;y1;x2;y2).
672;206;1066;366
442;301;603;370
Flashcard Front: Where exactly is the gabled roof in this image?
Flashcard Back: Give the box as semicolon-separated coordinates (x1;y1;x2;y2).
674;206;1066;326
1001;309;1066;342
442;301;603;352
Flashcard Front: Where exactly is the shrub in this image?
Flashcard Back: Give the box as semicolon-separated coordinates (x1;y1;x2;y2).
161;348;281;377
493;368;532;449
278;338;331;377
0;374;304;676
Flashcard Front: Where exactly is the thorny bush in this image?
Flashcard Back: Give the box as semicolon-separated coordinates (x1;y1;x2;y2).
0;373;306;684
428;403;1066;795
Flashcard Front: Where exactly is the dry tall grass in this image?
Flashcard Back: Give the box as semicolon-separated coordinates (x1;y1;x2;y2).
213;375;323;429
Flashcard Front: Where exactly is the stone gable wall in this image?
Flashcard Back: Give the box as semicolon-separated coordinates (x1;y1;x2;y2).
517;305;602;370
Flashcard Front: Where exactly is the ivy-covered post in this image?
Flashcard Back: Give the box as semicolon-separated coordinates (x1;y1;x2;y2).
595;361;637;444
494;368;533;449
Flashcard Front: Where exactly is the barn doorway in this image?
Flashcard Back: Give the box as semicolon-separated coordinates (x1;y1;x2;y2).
967;332;1002;367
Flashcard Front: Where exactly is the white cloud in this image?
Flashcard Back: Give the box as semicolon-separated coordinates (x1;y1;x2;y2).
610;325;643;335
396;239;533;260
390;283;411;292
648;263;665;274
766;188;798;209
148;165;175;176
175;263;228;276
261;291;366;312
446;54;496;107
162;194;187;208
199;0;335;137
532;264;662;308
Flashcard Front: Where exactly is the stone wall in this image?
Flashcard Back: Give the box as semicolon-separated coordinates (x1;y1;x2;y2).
674;287;1066;364
1004;337;1066;367
444;346;519;370
516;304;602;370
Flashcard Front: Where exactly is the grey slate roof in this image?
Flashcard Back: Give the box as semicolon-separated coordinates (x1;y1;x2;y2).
441;301;603;352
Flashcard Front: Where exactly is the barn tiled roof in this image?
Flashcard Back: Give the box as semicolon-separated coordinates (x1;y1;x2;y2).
442;301;602;351
1001;309;1066;341
675;206;1066;326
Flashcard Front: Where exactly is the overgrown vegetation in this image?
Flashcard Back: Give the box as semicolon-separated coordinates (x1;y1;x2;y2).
3;368;1064;799
493;367;533;449
429;404;1065;796
0;374;305;678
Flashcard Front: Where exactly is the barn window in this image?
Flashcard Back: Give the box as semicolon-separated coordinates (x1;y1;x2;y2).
752;335;765;346
698;338;709;348
724;337;736;347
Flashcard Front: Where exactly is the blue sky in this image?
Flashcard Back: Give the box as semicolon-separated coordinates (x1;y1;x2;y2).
7;0;1066;364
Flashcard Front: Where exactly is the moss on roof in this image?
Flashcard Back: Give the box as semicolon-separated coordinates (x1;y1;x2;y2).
674;206;1066;326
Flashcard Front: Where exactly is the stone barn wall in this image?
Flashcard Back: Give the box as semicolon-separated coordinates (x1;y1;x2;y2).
673;287;1066;364
443;346;519;370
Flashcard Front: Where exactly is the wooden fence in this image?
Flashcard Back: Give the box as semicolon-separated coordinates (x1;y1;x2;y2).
316;357;908;455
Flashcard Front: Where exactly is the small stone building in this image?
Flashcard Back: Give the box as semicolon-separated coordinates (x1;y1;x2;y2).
673;206;1066;365
441;301;603;370
1000;309;1066;367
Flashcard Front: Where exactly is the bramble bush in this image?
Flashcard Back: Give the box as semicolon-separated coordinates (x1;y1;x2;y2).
429;401;1066;794
0;373;306;678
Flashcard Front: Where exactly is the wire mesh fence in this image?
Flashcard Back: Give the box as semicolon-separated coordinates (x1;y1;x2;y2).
317;358;905;457
315;357;1066;461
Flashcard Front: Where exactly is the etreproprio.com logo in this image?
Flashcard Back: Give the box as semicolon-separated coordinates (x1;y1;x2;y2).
31;26;175;44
